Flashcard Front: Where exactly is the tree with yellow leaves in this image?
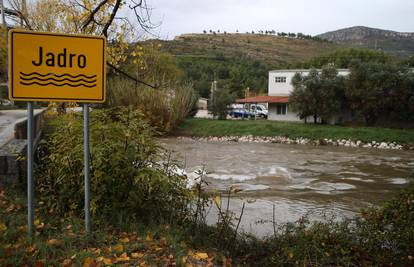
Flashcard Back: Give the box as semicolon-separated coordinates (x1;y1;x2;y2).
4;0;157;69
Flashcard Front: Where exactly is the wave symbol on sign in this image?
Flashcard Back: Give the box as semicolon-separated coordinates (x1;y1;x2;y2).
19;72;97;88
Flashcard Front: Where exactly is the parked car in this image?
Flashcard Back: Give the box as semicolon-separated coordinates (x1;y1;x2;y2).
229;108;253;118
250;105;268;118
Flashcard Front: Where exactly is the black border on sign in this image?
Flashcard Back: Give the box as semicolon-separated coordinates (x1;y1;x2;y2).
9;30;106;103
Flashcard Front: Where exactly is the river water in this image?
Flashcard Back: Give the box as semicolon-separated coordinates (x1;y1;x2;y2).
161;138;414;236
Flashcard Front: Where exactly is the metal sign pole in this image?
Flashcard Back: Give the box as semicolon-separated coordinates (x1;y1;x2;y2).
27;102;34;236
83;103;91;232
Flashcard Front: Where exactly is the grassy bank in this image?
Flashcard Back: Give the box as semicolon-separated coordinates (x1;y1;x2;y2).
177;118;414;144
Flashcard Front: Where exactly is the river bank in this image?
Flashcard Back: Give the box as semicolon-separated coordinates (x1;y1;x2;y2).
176;118;414;150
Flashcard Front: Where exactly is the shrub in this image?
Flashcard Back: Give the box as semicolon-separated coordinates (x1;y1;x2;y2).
107;77;197;132
35;108;192;224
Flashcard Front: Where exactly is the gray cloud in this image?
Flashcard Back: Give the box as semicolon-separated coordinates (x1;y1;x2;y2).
139;0;414;39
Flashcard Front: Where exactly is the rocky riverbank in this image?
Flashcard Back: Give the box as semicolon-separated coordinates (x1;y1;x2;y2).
177;135;414;150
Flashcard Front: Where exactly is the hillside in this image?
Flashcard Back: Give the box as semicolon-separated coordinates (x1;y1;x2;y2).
141;33;341;97
149;33;340;66
318;26;414;57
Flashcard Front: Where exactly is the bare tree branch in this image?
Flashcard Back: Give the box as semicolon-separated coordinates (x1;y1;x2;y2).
106;62;158;89
1;7;32;29
102;0;121;37
81;0;108;31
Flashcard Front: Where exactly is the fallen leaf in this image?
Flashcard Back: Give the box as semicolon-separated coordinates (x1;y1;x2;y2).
145;233;153;241
6;204;15;212
62;259;72;267
181;256;188;263
120;237;130;243
288;251;294;259
47;239;62;246
0;223;7;231
35;261;45;267
116;252;130;262
92;248;101;255
113;244;124;253
194;252;208;260
131;252;144;258
102;258;112;265
26;244;37;253
82;257;96;267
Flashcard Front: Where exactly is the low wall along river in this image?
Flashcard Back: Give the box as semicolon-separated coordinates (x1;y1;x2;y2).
162;137;414;237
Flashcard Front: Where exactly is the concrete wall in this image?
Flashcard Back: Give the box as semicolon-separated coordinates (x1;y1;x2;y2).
0;109;46;184
268;69;350;96
268;104;301;122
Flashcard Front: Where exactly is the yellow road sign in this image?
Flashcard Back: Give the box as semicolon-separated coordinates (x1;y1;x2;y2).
9;30;106;103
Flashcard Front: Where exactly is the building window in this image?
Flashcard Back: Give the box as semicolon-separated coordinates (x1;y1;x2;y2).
275;76;287;83
276;104;287;115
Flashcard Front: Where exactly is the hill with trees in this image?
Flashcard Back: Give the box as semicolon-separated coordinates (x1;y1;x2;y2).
142;33;340;98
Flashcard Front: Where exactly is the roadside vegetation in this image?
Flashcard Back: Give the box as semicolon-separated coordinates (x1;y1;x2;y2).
177;118;414;144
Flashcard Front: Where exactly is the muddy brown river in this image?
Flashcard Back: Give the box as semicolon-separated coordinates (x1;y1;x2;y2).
161;138;414;236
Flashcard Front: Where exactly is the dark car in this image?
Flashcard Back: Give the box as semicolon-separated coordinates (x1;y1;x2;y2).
229;109;253;118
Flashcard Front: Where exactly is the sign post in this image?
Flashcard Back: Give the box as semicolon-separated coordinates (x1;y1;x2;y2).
83;103;91;232
9;30;106;234
27;102;34;235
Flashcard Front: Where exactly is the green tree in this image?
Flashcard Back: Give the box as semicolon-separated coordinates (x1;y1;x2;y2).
297;48;393;69
208;88;234;120
290;66;346;123
346;61;414;126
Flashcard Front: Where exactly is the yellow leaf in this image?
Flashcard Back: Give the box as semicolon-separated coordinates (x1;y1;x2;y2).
47;239;62;246
0;223;7;231
213;195;221;207
82;257;96;267
288;251;294;259
34;219;41;226
181;256;188;263
131;252;144;258
145;234;153;241
26;244;37;253
120;237;129;243
194;252;209;260
116;252;130;262
113;244;124;253
103;258;112;265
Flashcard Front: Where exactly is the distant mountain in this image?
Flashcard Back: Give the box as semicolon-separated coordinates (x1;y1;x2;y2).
318;26;414;57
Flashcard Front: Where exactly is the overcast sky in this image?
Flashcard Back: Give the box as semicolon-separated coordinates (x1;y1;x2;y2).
139;0;414;39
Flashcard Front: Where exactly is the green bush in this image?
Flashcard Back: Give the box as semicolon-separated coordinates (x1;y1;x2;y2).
35;108;192;224
107;77;197;132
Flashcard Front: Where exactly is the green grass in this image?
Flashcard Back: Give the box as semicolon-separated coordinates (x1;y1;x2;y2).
176;118;414;144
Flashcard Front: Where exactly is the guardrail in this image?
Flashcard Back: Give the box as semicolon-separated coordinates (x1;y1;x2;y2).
0;109;46;184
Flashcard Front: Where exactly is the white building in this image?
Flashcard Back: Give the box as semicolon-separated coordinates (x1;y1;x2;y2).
267;69;350;122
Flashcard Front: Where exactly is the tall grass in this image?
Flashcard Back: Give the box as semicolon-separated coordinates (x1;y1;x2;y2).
107;76;197;132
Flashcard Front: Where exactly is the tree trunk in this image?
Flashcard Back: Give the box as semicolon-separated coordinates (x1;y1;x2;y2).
313;115;317;124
